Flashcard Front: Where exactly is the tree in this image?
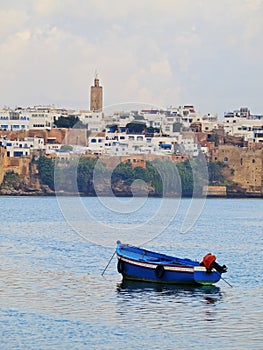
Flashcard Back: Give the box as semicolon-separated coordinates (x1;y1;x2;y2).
60;145;73;152
54;115;85;128
37;156;55;190
77;157;99;194
173;122;183;132
208;161;226;184
126;122;146;134
145;161;163;195
145;126;160;136
176;160;194;196
111;162;134;185
0;171;25;191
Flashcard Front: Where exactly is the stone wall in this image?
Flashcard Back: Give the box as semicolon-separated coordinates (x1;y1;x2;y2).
211;145;263;195
98;154;189;169
4;155;31;177
0;128;68;144
0;148;6;184
203;185;227;197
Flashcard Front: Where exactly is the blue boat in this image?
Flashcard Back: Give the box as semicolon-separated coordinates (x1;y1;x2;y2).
116;241;227;286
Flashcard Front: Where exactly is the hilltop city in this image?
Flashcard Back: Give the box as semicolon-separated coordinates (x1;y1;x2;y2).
0;76;262;197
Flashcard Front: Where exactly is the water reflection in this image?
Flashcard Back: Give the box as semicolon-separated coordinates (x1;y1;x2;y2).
115;280;224;329
116;279;222;303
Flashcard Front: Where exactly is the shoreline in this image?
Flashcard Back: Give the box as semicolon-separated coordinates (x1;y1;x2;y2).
0;192;262;199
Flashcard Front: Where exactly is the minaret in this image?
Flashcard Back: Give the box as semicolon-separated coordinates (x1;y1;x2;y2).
90;73;103;111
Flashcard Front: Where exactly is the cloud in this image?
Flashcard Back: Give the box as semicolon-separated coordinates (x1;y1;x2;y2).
0;9;29;39
0;1;263;115
32;0;60;16
16;30;31;41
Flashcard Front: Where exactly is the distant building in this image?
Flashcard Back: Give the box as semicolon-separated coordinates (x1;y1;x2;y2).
90;75;103;112
79;110;105;133
223;107;263;141
0;108;30;131
0;136;45;157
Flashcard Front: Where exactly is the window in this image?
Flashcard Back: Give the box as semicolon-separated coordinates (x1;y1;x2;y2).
224;157;228;162
14;151;23;157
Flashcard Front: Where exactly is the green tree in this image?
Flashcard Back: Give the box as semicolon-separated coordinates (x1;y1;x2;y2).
208;161;226;184
60;145;73;152
145;161;163;195
0;171;25;191
126;122;146;134
37;156;55;190
176;160;194;196
173;122;183;132
111;162;134;185
54;115;85;128
145;127;160;135
77;157;99;194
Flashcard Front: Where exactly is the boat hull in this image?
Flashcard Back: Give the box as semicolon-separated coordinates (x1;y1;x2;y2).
116;244;221;286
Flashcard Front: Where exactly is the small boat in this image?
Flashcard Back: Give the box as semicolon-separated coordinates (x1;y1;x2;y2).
116;241;227;286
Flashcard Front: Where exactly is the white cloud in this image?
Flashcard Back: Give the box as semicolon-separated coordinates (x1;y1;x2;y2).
0;9;29;38
16;30;31;41
148;58;172;78
245;0;263;10
32;0;60;16
0;1;263;115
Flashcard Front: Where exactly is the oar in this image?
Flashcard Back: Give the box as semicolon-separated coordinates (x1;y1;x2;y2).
101;250;116;276
220;274;233;288
214;270;232;288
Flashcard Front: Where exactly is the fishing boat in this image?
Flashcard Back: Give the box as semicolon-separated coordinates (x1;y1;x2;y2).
116;241;227;286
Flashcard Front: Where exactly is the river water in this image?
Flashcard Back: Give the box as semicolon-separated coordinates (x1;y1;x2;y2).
0;196;262;349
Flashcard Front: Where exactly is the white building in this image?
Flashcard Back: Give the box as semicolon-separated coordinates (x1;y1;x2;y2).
45;143;62;154
253;128;263;143
140;109;163;129
87;130;200;157
79;110;105;133
0;136;45;157
0;108;30;131
163;106;219;134
27;106;56;130
224;107;263;141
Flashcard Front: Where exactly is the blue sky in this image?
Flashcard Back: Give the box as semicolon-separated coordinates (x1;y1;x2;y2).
1;0;263;117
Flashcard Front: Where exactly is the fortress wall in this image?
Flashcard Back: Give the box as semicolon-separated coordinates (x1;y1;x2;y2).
212;145;263;193
0;148;6;184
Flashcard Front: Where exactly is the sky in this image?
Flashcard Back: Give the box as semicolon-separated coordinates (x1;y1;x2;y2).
1;0;263;118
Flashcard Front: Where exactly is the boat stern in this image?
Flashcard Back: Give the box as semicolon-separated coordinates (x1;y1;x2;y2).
193;266;221;285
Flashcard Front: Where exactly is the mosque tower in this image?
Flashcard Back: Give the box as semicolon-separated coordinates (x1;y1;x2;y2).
90;73;103;111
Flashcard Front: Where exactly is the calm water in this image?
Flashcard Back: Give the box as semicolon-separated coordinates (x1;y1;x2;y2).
0;196;262;349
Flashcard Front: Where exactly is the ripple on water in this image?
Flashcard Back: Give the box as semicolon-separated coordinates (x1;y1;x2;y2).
0;197;263;349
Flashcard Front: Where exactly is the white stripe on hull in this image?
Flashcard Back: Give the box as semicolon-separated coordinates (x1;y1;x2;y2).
117;255;197;273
